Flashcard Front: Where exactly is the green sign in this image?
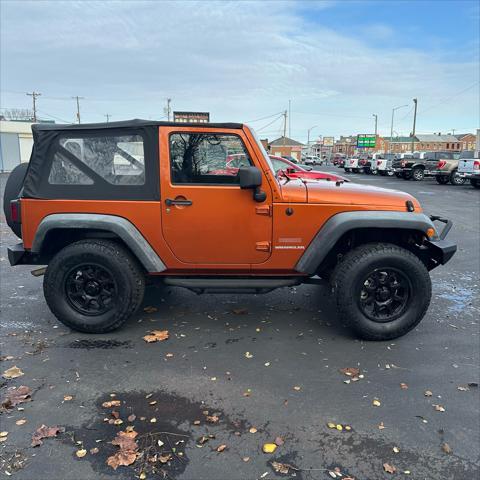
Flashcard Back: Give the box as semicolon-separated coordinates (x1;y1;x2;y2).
357;134;376;148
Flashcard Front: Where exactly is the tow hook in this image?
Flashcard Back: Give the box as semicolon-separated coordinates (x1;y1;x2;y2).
31;267;47;277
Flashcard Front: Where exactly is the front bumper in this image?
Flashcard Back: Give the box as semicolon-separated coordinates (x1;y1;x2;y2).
425;215;457;266
7;243;45;266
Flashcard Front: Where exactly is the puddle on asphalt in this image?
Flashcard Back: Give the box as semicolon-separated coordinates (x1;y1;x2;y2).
65;390;247;478
66;339;133;350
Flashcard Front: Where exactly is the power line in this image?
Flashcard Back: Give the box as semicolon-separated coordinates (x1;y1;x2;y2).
420;82;479;115
36;109;72;124
257;113;284;132
245;111;285;123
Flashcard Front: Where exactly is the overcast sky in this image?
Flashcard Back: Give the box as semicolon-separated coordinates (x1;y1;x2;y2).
1;0;478;141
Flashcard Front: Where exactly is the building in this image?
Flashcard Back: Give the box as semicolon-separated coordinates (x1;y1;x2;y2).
456;133;476;151
268;136;304;161
415;134;461;152
381;136;415;154
0;120;35;172
173;111;210;123
333;136;356;156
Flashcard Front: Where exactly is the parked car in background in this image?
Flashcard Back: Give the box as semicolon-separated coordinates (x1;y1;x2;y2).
431;151;467;185
457;151;480;188
375;153;397;176
304;155;322;166
345;155;369;173
393;151;456;181
269;155;348;182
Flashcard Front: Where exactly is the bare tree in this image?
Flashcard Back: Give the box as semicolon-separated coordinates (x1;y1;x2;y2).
3;108;34;121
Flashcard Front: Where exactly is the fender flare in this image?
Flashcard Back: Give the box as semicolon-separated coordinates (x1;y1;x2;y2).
295;211;436;275
31;213;166;273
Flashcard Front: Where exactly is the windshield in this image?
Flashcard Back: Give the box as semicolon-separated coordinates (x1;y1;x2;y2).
247;126;276;176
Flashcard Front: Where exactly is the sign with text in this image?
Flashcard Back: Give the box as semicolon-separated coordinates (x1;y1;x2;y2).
323;136;334;147
357;134;376;148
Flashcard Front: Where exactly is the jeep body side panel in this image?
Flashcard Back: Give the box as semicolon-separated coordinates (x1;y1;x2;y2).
31;213;166;273
295;211;437;275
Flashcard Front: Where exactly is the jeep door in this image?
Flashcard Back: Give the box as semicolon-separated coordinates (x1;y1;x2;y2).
159;127;273;265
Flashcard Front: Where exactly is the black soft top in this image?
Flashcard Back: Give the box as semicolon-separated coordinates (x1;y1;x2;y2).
23;119;244;200
31;119;243;131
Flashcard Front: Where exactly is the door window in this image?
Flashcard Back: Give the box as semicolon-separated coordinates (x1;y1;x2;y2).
169;133;251;184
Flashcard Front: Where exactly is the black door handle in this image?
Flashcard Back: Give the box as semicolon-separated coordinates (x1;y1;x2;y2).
165;198;193;207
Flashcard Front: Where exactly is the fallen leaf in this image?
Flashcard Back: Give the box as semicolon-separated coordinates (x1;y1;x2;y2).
262;443;277;453
232;308;248;315
143;306;158;313
193;420;200;425
2;366;24;379
393;446;400;453
1;386;32;410
242;456;250;462
127;414;136;422
441;442;452;454
0;431;8;437
143;330;169;343
206;415;219;424
102;400;121;408
340;367;360;377
293;386;301;391
31;425;64;447
245;352;253;359
90;447;99;454
63;395;73;401
107;430;139;470
139;472;147;480
159;453;172;463
383;463;396;474
249;427;258;434
274;436;284;446
150;418;157;423
16;419;27;426
378;422;385;430
434;404;446;412
216;444;227;452
76;449;87;458
271;461;292;474
327;422;336;429
372;399;381;407
400;383;408;390
424;390;433;397
336;424;343;431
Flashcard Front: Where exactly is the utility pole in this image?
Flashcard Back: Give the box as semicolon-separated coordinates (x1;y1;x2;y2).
282;110;287;145
72;96;84;124
166;98;171;121
104;114;111;123
288;99;291;138
411;98;418;154
372;113;378;136
26;91;41;122
390;104;408;153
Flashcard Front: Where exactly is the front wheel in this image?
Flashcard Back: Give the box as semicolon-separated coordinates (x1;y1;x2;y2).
331;243;431;340
44;239;145;333
403;171;413;180
450;170;466;185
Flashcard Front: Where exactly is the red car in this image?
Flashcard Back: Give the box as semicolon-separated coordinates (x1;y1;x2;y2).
269;155;349;182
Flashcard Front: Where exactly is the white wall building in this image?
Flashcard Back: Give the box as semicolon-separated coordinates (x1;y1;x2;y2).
0;120;35;172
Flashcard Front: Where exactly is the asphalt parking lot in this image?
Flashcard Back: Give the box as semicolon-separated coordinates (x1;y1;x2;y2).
0;169;478;480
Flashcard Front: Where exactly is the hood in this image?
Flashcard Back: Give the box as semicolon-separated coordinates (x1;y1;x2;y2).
279;179;421;210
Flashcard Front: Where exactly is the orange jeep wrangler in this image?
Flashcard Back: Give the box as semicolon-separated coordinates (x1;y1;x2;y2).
4;120;456;340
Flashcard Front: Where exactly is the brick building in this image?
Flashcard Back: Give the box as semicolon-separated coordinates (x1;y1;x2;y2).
415;134;461;151
268;136;304;161
333;136;356;156
456;133;476;151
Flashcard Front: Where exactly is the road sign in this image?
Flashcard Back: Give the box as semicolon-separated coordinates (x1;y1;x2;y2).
323;136;334;147
357;134;376;148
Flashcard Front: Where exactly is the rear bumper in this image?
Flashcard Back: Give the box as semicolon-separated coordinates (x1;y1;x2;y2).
7;243;45;266
458;172;480;179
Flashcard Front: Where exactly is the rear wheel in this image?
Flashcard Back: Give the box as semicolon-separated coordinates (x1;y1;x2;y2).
344;168;351;173
352;168;359;173
395;172;402;178
412;168;424;181
403;171;413;180
471;178;480;189
44;239;145;333
450;170;466;185
331;243;431;340
435;175;449;185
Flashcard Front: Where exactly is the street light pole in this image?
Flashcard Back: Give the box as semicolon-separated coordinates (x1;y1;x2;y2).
411;98;418;154
307;125;317;153
372;114;378;136
389;104;408;153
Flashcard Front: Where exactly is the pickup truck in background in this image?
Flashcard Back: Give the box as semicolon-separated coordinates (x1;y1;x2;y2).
457;151;480;188
375;153;397;176
393;151;457;182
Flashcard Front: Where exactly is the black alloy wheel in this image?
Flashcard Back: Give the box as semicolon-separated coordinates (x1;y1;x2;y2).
358;268;411;323
65;263;117;316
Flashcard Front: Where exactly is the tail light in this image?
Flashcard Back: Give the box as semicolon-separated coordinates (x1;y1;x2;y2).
377;160;381;166
474;161;480;170
437;160;447;169
10;200;21;223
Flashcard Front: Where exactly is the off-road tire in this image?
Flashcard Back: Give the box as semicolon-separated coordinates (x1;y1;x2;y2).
412;167;424;181
3;162;29;238
435;175;449;185
449;170;466;186
44;239;145;333
471;178;480;189
403;171;413;180
331;243;431;341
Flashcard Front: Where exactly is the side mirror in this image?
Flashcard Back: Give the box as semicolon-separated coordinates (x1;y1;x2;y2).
239;166;262;189
238;166;266;202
